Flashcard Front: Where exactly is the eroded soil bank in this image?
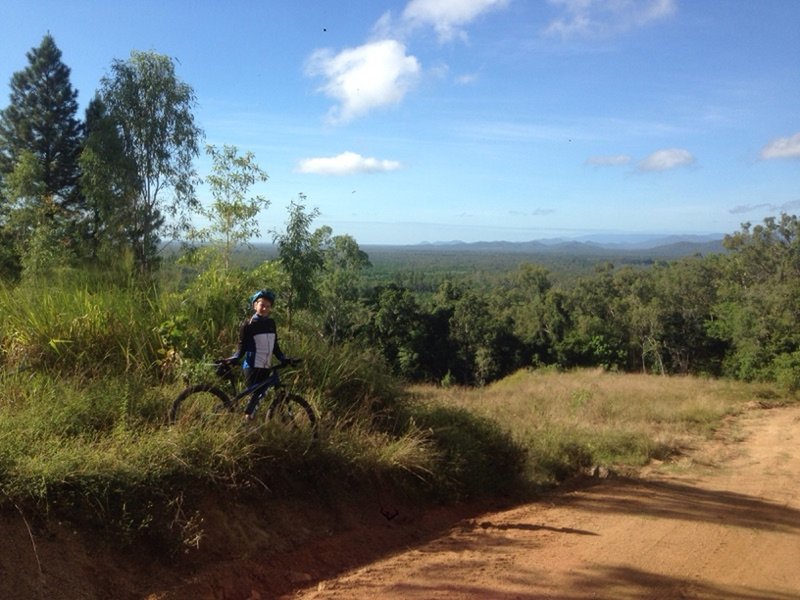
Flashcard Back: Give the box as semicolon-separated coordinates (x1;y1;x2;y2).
2;404;799;600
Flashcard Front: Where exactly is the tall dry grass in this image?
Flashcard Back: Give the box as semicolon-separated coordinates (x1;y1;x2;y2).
409;367;792;485
0;269;451;547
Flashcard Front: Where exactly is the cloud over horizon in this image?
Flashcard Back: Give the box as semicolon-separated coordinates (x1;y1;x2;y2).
637;148;695;172
760;132;800;160
729;199;800;215
586;154;633;167
295;151;402;175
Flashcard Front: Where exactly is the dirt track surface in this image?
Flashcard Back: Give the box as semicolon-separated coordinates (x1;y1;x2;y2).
287;405;800;600
2;404;799;599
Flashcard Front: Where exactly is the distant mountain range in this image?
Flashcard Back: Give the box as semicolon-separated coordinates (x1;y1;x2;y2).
417;233;722;248
369;234;726;258
539;233;724;249
242;234;727;262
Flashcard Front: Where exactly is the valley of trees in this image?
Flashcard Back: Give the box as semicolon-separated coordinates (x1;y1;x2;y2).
2;35;799;392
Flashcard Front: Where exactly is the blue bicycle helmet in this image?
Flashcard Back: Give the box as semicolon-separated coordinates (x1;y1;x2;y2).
249;289;276;306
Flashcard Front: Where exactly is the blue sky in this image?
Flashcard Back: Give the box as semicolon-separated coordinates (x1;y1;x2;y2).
2;0;799;244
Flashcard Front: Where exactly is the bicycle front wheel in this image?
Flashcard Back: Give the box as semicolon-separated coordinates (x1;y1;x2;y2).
170;384;233;425
266;392;318;449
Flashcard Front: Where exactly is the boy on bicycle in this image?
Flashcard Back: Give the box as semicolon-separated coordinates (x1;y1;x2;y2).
223;289;289;419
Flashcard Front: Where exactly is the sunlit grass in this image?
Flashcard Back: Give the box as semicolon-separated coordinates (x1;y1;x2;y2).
4;270;795;548
0;272;166;375
408;368;794;485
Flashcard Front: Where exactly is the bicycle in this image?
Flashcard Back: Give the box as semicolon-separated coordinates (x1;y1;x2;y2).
170;358;318;448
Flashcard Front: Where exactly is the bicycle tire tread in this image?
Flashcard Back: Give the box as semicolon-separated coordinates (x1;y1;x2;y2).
170;383;233;423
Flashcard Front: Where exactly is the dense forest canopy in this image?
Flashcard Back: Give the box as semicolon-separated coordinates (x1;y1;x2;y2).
1;35;798;392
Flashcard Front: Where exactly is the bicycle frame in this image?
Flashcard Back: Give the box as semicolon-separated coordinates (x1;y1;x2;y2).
216;360;296;415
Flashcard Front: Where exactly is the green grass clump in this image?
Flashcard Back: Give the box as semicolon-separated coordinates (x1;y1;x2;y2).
0;272;166;376
1;351;509;548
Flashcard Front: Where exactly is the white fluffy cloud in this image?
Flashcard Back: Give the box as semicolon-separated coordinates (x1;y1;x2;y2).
761;132;800;159
545;0;676;38
306;1;511;123
305;40;420;124
295;151;402;175
637;148;695;172
402;0;510;42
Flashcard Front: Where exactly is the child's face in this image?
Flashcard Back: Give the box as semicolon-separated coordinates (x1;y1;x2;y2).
253;297;272;316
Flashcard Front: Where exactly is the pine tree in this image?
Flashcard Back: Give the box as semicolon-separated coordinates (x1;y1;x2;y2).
0;34;84;278
0;34;83;208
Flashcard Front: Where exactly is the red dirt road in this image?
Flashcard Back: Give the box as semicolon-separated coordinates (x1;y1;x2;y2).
2;404;799;599
287;405;800;600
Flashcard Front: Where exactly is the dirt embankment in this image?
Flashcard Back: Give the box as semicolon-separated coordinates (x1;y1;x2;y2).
2;403;799;600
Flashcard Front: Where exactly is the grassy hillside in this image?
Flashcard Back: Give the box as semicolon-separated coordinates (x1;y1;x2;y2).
410;369;791;486
1;261;795;553
2;346;793;552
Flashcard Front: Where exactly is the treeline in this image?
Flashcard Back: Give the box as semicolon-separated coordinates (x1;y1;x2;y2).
353;214;799;389
0;34;252;279
162;210;800;392
2;36;798;393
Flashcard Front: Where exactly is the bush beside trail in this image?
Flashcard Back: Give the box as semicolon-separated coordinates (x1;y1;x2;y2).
0;282;528;552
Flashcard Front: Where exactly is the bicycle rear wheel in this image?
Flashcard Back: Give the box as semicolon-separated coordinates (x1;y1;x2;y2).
266;392;318;450
170;384;233;425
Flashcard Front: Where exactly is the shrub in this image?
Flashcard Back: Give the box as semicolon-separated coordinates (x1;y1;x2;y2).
404;404;527;500
772;351;800;392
